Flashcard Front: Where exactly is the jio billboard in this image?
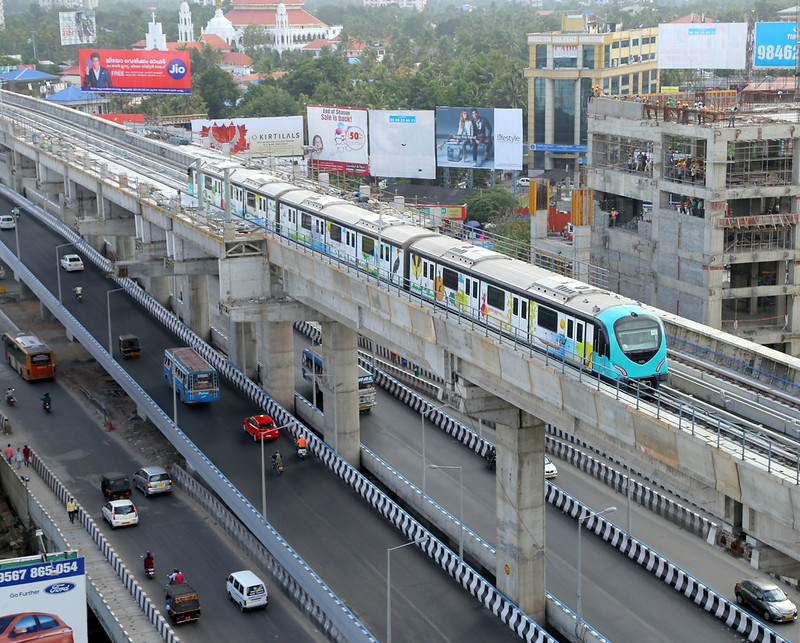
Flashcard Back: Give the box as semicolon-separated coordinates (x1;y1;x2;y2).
657;23;747;69
0;557;87;642
754;23;798;68
79;49;191;94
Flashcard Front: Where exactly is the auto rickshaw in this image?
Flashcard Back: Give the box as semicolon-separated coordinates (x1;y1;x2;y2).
165;582;201;624
101;472;131;500
118;334;140;359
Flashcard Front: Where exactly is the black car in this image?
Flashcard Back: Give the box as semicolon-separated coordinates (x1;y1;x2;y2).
735;579;797;622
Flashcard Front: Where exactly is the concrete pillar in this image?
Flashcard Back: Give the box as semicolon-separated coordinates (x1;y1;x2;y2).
228;320;257;380
320;321;360;466
258;321;294;412
496;410;546;624
145;276;171;308
186;274;210;340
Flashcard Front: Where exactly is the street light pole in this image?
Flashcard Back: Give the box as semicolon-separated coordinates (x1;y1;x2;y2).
387;537;427;643
261;435;266;520
421;411;427;496
55;242;74;304
106;287;125;355
576;506;616;635
427;464;463;560
12;208;19;262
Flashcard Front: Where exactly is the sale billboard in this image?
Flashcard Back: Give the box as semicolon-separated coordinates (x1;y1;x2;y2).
79;49;191;94
307;106;369;175
754;23;798;68
368;110;435;179
0;556;87;642
435;107;522;171
191;116;303;156
59;11;96;46
657;23;747;70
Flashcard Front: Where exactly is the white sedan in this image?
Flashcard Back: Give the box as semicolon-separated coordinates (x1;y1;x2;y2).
102;499;138;528
60;254;84;271
0;215;15;229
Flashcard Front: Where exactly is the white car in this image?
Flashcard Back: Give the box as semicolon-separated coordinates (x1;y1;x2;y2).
517;177;530;188
0;215;15;230
60;254;84;271
544;456;558;479
102;499;138;528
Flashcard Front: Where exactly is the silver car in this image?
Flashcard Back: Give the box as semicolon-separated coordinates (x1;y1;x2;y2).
133;466;172;496
735;579;797;622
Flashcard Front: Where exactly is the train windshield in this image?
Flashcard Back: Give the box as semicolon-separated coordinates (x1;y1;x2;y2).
614;315;661;357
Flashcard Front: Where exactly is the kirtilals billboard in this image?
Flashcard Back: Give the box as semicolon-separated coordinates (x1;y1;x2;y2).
191;117;304;156
307;106;369;175
368;110;435;179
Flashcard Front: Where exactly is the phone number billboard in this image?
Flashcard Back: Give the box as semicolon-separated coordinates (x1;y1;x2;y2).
754;23;798;68
0;557;87;642
80;49;191;94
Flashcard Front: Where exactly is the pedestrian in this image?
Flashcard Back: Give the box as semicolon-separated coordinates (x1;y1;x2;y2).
14;448;22;469
66;497;77;524
22;445;30;467
3;444;12;465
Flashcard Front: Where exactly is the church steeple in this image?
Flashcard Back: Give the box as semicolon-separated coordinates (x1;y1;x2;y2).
178;1;194;43
274;2;290;54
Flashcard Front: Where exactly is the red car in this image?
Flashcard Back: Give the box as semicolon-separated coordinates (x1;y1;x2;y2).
243;414;279;440
0;612;74;642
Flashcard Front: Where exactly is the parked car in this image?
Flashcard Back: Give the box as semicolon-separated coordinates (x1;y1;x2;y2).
0;612;74;642
243;414;279;441
102;499;138;528
226;570;268;611
517;177;530;187
59;254;84;271
133;466;172;496
0;215;15;230
735;579;797;622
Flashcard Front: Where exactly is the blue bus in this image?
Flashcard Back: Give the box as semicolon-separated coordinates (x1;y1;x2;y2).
163;347;220;403
301;348;376;413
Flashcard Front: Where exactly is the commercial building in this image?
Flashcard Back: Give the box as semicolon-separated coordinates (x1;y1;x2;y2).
583;97;800;355
525;14;658;170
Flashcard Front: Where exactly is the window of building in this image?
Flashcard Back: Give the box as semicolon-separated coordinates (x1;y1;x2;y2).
611;77;619;95
664;135;708;187
533;77;547;167
633;73;639;94
582;45;595;69
592;133;654;176
536;44;547;69
604;45;610;68
553;79;576;143
580;78;592;144
725;138;794;188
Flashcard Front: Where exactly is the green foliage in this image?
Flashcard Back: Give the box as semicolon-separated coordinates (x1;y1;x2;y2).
464;188;519;224
194;65;240;118
233;82;301;117
490;214;530;245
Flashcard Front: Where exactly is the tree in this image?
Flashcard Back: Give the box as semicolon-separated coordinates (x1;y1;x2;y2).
464;188;519;224
195;66;240;118
233;83;301;117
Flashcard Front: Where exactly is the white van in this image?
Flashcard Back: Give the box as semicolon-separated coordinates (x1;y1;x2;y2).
226;570;268;611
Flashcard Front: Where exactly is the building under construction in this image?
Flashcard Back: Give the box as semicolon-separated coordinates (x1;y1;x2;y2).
584;96;800;355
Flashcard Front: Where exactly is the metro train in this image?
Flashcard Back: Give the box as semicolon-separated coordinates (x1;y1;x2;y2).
189;162;668;386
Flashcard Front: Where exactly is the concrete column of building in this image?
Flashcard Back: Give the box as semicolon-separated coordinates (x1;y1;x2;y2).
319;320;360;466
184;273;210;340
257;320;294;412
573;80;582;143
495;410;546;624
749;263;759;315
227;320;257;380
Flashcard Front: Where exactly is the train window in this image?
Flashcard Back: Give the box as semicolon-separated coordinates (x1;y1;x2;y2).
538;306;558;331
246;192;256;209
301;213;312;230
521;301;527;319
330;224;342;243
362;237;375;257
465;278;470;293
442;268;458;290
512;297;519;316
577;323;584;343
486;285;505;310
204;176;212;190
473;281;478;298
596;328;609;357
567;319;573;338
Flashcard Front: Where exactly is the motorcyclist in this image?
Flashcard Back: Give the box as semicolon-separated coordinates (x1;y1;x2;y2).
296;436;307;452
272;450;282;469
41;393;51;409
169;568;184;584
4;387;14;402
143;551;154;570
73;286;83;300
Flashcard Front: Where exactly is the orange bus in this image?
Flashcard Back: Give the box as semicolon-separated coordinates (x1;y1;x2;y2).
2;331;56;380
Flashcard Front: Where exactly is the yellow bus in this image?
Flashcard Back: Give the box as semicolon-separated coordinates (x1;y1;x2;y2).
2;331;56;380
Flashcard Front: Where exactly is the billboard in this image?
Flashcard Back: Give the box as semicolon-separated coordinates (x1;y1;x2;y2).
754;23;798;68
657;23;747;70
191;116;304;156
0;557;87;642
307;106;369;175
435;107;522;171
59;11;96;46
368;110;435;179
79;49;191;94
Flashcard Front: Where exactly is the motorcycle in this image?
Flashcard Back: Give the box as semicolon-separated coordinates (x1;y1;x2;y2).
42;399;51;413
73;288;82;302
142;555;155;579
4;388;15;406
272;454;284;475
296;443;308;460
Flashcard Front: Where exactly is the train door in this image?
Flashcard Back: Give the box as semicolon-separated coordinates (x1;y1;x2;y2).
267;199;278;234
462;276;480;316
280;204;297;238
510;294;529;339
378;240;392;282
576;320;594;367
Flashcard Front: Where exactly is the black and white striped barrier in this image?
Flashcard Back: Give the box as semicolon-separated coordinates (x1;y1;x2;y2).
546;484;789;643
31;452;178;643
